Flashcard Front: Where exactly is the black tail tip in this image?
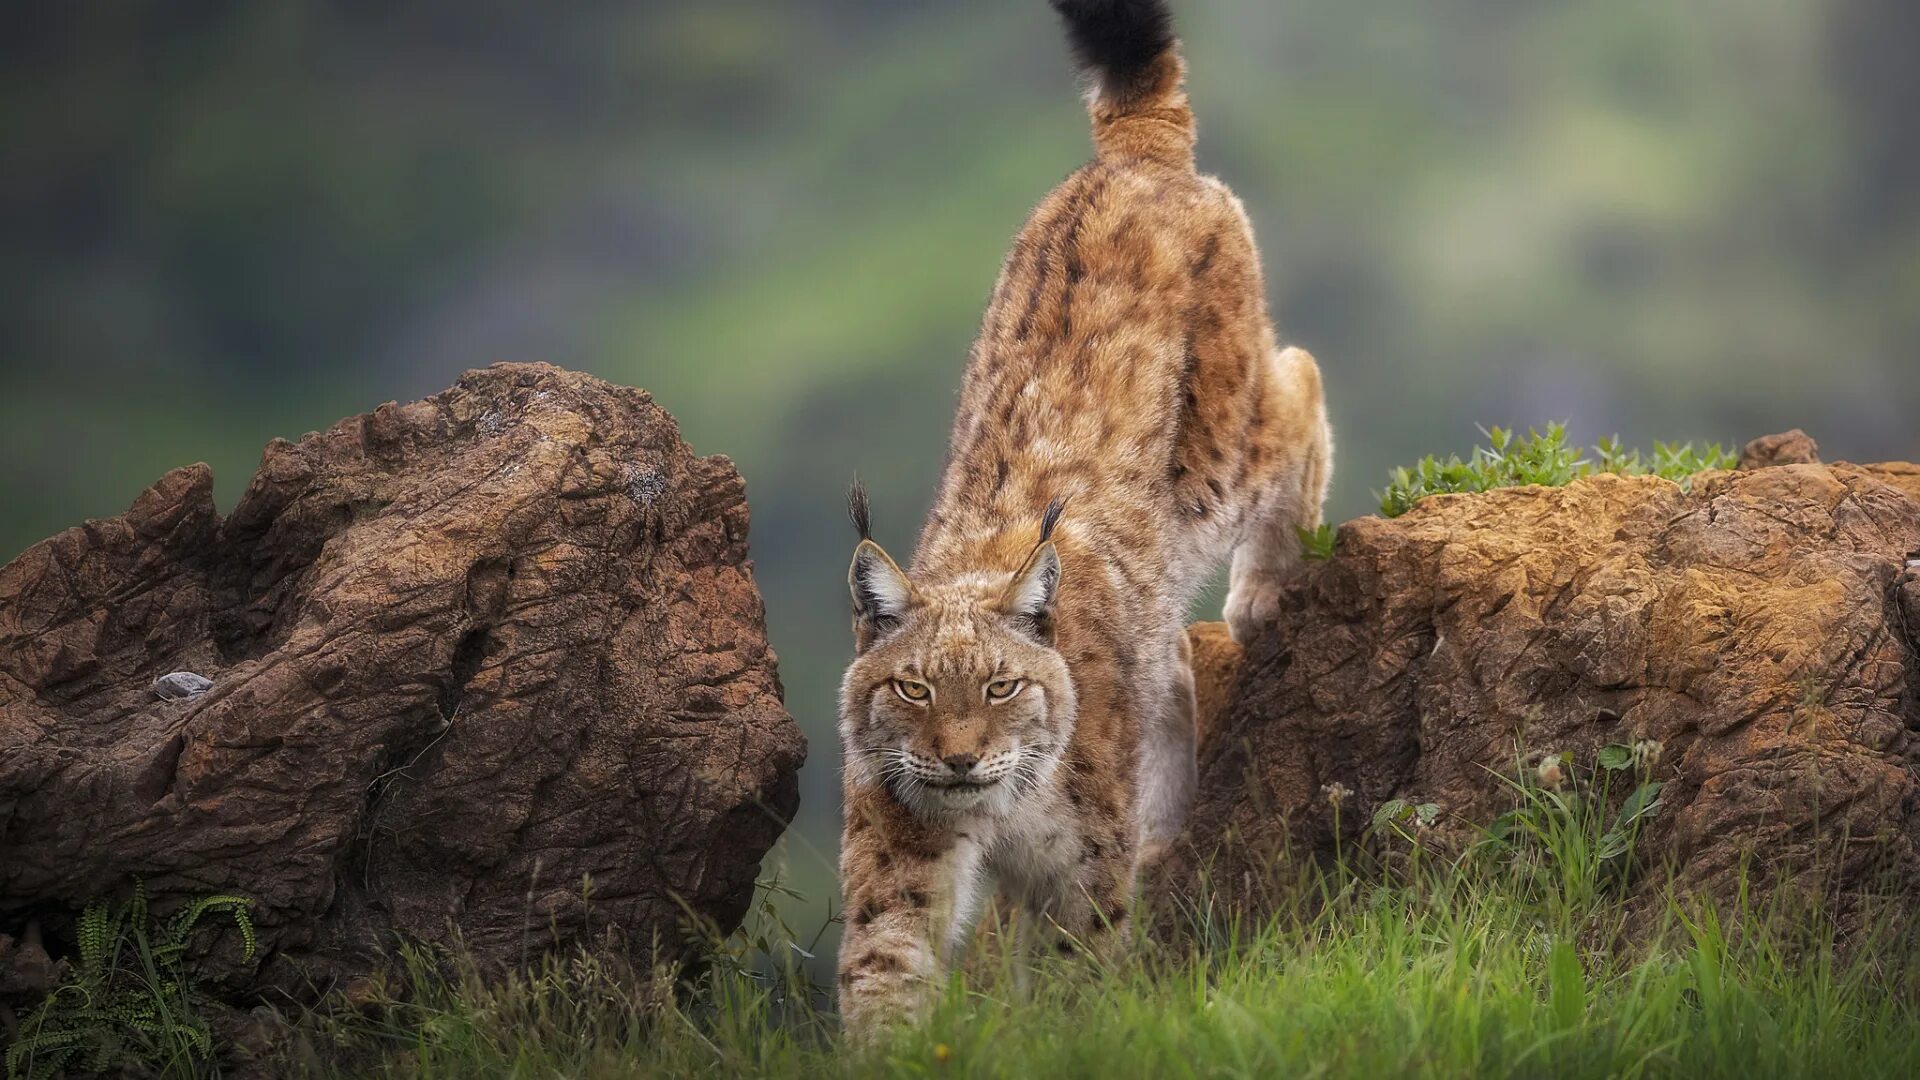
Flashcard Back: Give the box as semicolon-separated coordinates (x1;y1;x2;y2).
1049;0;1175;83
847;478;873;541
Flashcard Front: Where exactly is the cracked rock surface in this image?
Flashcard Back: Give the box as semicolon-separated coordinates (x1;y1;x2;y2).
1170;439;1920;928
0;363;804;1002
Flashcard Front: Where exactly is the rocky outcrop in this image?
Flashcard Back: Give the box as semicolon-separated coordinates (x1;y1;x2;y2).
1171;434;1920;926
0;364;805;1003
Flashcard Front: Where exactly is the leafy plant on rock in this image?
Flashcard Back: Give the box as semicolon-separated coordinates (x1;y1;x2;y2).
1296;523;1338;562
1380;424;1736;517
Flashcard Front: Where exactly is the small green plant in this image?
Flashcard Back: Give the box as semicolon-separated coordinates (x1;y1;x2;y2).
1379;424;1736;517
1296;523;1338;561
6;882;257;1080
1370;798;1441;836
1469;742;1668;931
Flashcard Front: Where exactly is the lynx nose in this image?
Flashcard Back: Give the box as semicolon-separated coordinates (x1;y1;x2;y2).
943;753;980;776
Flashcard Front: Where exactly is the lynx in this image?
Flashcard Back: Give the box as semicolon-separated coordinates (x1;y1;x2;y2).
836;0;1331;1034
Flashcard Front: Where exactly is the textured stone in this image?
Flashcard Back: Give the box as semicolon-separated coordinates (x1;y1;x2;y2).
1738;428;1821;470
0;363;804;1003
1168;440;1920;928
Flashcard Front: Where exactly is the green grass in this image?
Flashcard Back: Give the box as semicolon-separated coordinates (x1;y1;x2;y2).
264;747;1920;1080
1379;424;1737;517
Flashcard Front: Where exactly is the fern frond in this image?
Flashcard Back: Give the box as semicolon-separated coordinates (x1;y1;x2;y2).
166;893;258;960
76;898;110;972
5;1028;84;1079
183;1022;214;1056
82;1027;123;1073
231;901;259;960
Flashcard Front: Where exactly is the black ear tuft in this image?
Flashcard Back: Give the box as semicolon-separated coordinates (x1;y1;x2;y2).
847;478;873;541
1039;496;1068;543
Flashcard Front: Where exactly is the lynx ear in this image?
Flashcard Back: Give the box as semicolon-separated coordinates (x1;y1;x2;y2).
849;540;913;651
1003;541;1061;644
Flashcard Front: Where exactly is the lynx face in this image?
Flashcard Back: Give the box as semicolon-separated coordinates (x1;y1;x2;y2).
840;542;1077;823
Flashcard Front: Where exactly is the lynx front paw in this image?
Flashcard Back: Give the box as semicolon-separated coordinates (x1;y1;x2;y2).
839;989;924;1047
837;956;933;1044
1223;574;1284;644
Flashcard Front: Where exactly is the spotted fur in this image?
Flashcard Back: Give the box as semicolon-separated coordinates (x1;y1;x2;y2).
836;0;1331;1035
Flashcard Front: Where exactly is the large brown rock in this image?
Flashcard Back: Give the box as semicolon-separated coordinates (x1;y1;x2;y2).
0;363;804;1001
1170;441;1920;925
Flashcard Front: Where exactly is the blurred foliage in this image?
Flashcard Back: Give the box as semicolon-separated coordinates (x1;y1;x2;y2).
2;0;1917;933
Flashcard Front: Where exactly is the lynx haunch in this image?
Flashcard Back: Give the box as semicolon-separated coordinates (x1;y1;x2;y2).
836;0;1331;1034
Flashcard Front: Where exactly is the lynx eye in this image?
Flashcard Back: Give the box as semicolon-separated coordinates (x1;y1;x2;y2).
985;678;1023;702
892;679;932;704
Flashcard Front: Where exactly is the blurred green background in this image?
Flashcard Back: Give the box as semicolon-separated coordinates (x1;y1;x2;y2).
4;0;1917;930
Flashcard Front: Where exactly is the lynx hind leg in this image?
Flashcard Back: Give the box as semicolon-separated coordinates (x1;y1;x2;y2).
1224;346;1332;644
1136;632;1198;864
